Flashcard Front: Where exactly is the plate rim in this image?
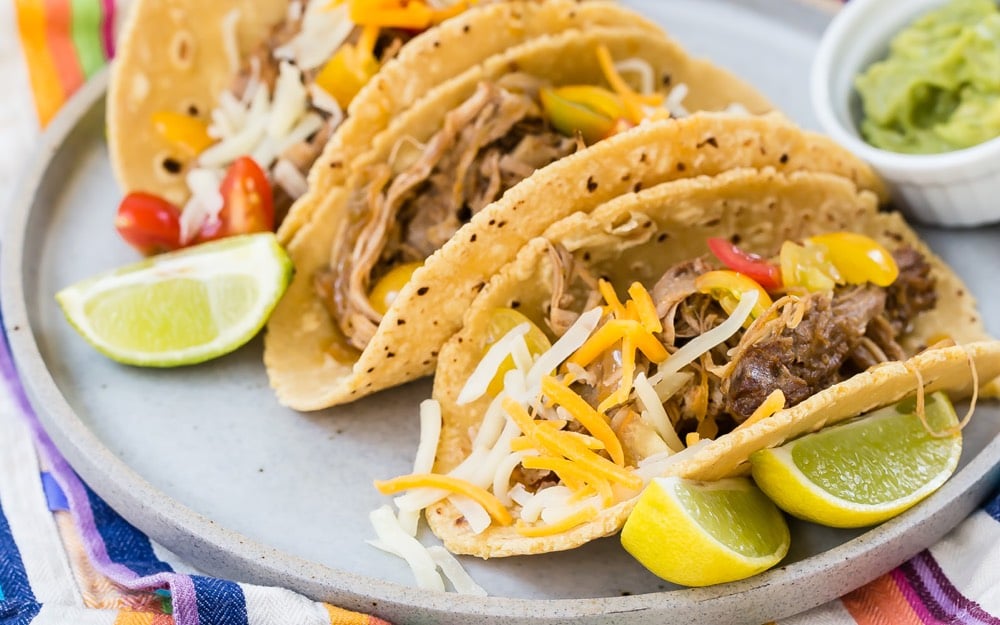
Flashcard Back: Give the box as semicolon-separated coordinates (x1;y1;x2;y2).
3;3;999;623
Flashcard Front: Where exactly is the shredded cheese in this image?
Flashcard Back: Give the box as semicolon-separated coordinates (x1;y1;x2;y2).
596;45;663;123
633;372;684;451
492;450;534;506
369;505;445;591
448;495;492;534
516;506;598;537
426;547;487;596
736;389;786;432
541;376;624;465
519;486;573;522
457;322;530;405
628;282;662;333
652;289;759;382
524;307;603;397
376;474;512;526
522;456;614;505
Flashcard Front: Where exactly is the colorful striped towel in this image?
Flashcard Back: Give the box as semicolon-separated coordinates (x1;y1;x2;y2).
3;1;1000;624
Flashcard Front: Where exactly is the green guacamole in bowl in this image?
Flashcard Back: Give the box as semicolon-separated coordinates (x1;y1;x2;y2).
855;0;1000;155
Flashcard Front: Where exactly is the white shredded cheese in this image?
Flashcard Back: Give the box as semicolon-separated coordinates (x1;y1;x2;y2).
525;307;603;398
221;9;242;76
472;393;510;450
650;290;759;382
467;419;521;487
448;495;492;535
369;506;445;591
276;112;324;153
633;372;684;452
509;483;532;507
268;62;309;140
427;547;488;596
492;450;534;506
279;0;354;70
396;400;444;536
510;335;533;375
199;85;271;168
664;83;690;118
179;168;225;244
308;83;345;122
519;486;573;523
457;323;530;405
272;159;309;199
614;57;656;94
540;495;602;525
633;439;711;482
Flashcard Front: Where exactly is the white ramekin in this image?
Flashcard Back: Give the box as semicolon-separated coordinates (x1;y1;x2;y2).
810;0;1000;227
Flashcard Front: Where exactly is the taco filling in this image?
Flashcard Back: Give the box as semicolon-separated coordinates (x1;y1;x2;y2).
376;231;942;541
315;51;688;352
131;0;474;248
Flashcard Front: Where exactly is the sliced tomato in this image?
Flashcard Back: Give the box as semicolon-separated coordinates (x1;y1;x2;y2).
706;237;783;291
197;157;274;242
115;192;182;255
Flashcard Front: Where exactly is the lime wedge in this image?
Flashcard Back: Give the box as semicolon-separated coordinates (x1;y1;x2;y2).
750;392;962;528
56;233;293;367
621;476;789;586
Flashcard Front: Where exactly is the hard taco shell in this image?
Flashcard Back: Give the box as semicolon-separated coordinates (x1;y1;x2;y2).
426;168;995;557
264;29;780;410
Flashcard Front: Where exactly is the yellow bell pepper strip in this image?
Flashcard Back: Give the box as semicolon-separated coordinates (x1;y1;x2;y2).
695;270;773;323
779;240;841;293
374;473;513;526
369;261;423;315
806;232;899;287
151;111;213;157
552;85;626;120
595;45;664;123
315;41;381;109
482;307;552;396
540;88;618;145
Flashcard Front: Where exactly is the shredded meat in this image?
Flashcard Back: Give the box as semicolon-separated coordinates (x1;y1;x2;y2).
884;246;938;334
545;242;602;335
321;79;576;349
650;257;714;345
724;287;886;420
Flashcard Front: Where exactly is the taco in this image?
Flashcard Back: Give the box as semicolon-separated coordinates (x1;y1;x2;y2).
262;22;781;410
107;0;662;242
266;107;886;410
381;167;999;558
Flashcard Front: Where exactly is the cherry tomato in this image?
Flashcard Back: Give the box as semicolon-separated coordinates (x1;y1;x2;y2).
115;192;182;255
484;308;552;396
197;157;274;242
807;232;899;287
706;237;783;291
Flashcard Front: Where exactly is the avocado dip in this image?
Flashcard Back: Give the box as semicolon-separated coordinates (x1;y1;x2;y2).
855;0;1000;154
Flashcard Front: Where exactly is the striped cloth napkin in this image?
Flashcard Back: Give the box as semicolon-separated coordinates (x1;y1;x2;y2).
2;1;1000;624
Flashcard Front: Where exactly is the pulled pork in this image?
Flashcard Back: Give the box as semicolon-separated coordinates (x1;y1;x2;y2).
320;78;577;349
554;243;938;440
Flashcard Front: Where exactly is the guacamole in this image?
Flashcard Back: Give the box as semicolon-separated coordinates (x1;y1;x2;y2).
855;0;1000;154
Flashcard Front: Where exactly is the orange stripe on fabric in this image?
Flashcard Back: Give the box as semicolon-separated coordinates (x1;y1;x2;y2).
113;611;155;625
151;614;175;625
14;0;67;125
324;603;392;625
44;0;85;94
842;574;923;625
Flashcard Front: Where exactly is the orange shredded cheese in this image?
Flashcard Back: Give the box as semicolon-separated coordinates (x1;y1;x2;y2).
599;279;626;318
628;282;662;333
521;456;612;501
595;45;663;123
736;389;786;431
516;507;599;537
357;23;381;56
346;0;472;31
542;376;625;465
598;332;636;413
685;432;701;447
374;473;513;526
502;399;642;490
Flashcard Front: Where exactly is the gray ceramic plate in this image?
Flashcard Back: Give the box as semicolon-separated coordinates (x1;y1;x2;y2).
4;1;1000;623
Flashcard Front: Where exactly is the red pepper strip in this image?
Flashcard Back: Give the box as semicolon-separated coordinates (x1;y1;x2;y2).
706;237;783;291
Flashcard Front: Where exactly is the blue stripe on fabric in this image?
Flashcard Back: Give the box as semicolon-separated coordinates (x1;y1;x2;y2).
986;491;1000;523
0;499;41;624
191;576;250;625
84;482;173;577
40;473;68;512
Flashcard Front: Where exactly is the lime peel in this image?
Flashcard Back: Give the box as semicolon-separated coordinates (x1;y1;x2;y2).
56;233;293;367
750;392;962;528
621;476;789;587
